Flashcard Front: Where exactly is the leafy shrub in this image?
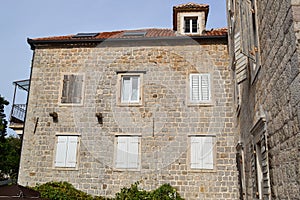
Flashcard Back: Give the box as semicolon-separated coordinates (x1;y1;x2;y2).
34;181;183;200
34;181;96;200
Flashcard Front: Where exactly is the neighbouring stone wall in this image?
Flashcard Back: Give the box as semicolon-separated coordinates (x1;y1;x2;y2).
237;0;300;199
18;39;239;199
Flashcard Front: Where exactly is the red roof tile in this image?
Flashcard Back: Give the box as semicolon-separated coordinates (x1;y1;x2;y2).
173;2;209;9
31;28;227;41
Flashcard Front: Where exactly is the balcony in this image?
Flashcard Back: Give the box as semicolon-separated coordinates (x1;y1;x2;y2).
9;79;29;135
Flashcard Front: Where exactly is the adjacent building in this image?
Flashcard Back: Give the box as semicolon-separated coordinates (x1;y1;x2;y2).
17;3;239;199
226;0;300;199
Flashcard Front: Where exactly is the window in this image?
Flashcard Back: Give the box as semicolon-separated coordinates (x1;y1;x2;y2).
184;17;198;33
60;74;84;104
190;136;215;170
189;74;211;103
118;73;143;105
54;135;79;168
115;136;140;169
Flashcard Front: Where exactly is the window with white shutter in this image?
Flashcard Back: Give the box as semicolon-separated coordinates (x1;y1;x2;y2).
60;74;84;105
189;74;211;103
190;136;215;170
115;136;140;169
55;135;79;168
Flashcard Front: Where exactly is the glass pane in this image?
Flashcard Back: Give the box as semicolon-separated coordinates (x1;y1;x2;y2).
122;77;131;102
131;77;139;101
192;19;198;33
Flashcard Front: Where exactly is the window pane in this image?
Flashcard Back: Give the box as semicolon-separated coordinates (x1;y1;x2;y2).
122;77;131;102
131;77;139;101
185;18;190;33
192;19;198;33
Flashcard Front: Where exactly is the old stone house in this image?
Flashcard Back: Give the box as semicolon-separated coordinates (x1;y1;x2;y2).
226;0;300;199
17;3;239;199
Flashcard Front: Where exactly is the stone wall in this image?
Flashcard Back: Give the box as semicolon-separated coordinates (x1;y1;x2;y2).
18;38;239;199
229;0;300;199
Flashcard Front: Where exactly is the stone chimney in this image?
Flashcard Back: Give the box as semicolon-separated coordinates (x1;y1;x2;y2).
173;2;209;35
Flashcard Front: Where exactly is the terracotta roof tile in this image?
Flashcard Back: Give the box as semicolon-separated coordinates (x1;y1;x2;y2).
173;2;209;9
31;28;227;42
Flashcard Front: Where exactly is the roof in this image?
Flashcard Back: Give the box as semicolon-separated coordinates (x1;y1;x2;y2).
29;28;227;44
0;184;46;199
173;2;209;31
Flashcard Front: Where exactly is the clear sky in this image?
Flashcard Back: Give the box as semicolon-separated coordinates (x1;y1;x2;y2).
0;0;227;135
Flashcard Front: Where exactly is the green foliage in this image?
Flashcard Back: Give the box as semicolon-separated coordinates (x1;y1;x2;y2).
115;182;183;200
33;181;184;200
34;181;99;200
0;95;9;139
0;136;21;180
115;182;149;200
150;184;183;200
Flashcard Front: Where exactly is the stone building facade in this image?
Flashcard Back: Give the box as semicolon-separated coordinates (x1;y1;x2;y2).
227;0;300;199
18;3;239;199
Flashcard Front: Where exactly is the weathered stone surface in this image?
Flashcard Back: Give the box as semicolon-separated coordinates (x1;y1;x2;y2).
18;39;239;199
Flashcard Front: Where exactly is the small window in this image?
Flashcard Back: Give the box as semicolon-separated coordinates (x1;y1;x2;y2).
190;136;215;170
118;74;142;105
184;17;198;33
115;136;140;169
189;74;211;103
55;135;79;168
60;74;84;104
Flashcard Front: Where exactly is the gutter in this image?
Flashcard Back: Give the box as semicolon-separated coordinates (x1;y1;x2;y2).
27;35;227;50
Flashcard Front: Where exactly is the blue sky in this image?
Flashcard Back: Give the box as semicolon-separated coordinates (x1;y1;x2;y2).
0;0;227;135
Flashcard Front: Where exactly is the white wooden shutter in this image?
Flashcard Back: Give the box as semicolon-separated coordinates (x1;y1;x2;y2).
116;137;128;168
190;74;211;102
191;137;202;169
65;136;78;167
127;137;139;169
234;33;248;83
190;136;214;169
55;136;68;167
202;137;214;169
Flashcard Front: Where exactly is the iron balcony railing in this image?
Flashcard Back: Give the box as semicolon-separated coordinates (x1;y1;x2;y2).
10;104;26;123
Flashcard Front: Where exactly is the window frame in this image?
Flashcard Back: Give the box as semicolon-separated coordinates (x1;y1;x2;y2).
188;73;212;105
184;16;198;33
117;73;143;106
114;135;141;171
53;133;80;170
59;73;85;106
188;135;216;171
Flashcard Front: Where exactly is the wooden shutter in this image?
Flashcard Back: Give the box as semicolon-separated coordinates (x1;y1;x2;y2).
234;33;248;83
55;136;68;167
61;74;83;104
127;137;139;169
191;137;201;169
65;136;78;167
190;74;211;102
202;137;214;169
190;136;214;169
116;137;128;168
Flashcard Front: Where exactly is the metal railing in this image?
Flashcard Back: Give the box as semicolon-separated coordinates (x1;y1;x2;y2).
11;104;26;122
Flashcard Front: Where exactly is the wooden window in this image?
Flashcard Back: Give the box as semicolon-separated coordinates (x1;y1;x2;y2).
115;136;140;169
190;136;215;170
184;17;198;33
189;74;211;103
55;136;79;168
118;73;142;105
61;74;84;104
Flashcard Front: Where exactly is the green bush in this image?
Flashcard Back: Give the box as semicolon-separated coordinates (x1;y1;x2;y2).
33;181;183;200
34;181;97;200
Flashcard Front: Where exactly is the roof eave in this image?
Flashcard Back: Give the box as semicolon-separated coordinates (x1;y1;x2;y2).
28;35;227;50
